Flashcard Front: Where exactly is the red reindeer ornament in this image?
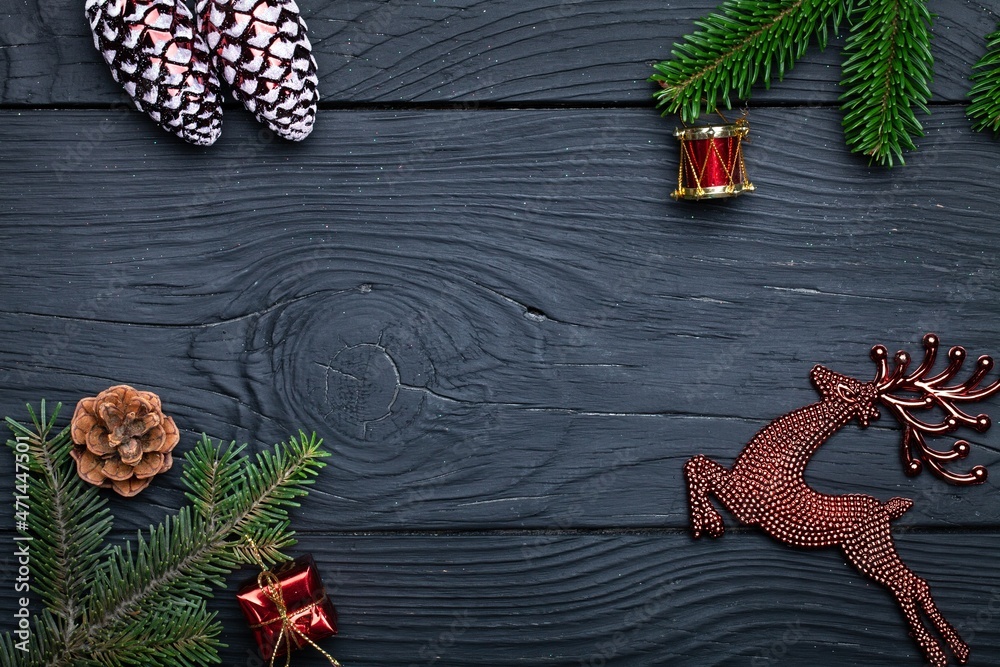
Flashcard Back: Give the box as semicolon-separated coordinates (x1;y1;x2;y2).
685;334;999;666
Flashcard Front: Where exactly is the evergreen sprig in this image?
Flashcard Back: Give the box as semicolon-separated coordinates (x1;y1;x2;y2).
968;23;1000;133
3;403;113;666
649;0;952;167
0;402;329;667
650;0;847;122
840;0;933;165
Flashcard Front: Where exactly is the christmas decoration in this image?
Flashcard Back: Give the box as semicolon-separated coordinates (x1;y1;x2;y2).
198;0;319;141
86;0;223;146
0;400;328;667
968;24;1000;134
86;0;319;144
684;334;999;666
69;384;180;496
649;0;1000;167
237;545;340;665
672;117;753;200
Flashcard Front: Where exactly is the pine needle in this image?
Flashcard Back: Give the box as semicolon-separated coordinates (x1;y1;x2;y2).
839;0;933;166
649;0;848;122
968;22;1000;134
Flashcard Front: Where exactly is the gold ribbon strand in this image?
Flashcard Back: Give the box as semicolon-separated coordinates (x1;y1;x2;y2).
245;538;342;667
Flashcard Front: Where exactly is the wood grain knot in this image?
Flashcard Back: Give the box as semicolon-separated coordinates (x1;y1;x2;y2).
316;342;405;437
280;293;437;446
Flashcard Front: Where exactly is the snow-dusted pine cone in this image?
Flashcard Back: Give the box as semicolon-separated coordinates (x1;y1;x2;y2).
86;0;223;145
198;0;319;141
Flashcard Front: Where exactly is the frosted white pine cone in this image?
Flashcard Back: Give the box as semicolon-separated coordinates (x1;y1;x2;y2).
86;0;223;145
198;0;319;141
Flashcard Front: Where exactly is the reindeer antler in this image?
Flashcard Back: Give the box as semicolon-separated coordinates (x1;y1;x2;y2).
871;333;1000;485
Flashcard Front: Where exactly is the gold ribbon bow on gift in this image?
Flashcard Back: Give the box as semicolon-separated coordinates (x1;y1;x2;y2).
245;538;342;667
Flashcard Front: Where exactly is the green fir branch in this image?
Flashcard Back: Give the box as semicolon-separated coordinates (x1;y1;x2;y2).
230;432;325;539
86;508;227;628
81;433;327;663
181;437;300;564
648;0;967;167
0;404;329;667
650;0;847;122
5;402;113;657
181;437;245;525
0;610;70;667
968;22;1000;133
89;600;223;667
839;0;934;166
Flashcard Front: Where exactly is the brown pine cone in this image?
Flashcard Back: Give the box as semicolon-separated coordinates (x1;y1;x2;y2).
70;385;180;497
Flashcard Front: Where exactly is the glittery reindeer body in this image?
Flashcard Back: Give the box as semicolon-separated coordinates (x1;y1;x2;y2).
686;334;1000;667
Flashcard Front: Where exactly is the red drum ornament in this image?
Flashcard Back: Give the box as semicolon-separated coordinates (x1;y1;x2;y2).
672;120;754;200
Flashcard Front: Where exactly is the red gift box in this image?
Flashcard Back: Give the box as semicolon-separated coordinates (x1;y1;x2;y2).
236;554;338;660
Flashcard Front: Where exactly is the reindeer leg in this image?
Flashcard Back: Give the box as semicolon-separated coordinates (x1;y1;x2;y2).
916;586;970;665
894;592;949;667
841;511;966;667
684;455;729;538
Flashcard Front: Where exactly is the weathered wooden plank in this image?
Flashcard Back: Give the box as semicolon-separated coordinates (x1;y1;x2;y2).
1;107;999;531
0;0;995;105
1;372;995;530
0;532;997;665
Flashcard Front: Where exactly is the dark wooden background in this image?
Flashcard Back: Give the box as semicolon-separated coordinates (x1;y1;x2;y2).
3;1;1000;665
